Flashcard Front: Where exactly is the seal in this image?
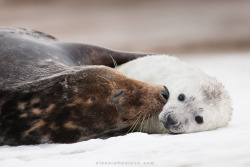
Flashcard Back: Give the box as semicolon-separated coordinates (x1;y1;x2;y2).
117;55;232;134
0;28;169;146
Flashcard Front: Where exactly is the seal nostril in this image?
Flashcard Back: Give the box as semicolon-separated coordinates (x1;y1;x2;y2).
166;115;176;126
162;86;169;101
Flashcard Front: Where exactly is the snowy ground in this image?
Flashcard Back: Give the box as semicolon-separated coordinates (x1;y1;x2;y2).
0;52;250;167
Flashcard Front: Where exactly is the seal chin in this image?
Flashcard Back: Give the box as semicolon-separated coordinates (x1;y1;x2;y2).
166;124;186;134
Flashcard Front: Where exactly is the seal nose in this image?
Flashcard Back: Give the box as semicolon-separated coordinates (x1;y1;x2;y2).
161;86;169;101
166;115;176;125
162;114;178;128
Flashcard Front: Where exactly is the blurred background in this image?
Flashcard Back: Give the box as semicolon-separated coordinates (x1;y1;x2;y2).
0;0;249;55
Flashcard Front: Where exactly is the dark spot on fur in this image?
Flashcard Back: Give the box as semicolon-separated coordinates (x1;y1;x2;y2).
33;103;40;108
199;108;204;112
122;117;128;122
21;93;34;102
2;100;17;112
202;84;223;104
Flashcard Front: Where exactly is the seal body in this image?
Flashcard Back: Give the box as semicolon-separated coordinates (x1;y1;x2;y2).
117;55;232;134
0;28;169;145
0;28;149;88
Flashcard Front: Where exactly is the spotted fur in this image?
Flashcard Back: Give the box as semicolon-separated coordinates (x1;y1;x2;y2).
0;28;168;145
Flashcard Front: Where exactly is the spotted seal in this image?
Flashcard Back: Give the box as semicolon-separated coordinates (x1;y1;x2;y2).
0;28;169;146
117;55;232;134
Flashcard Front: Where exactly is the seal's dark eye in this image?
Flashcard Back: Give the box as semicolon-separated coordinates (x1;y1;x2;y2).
195;116;203;124
178;94;185;101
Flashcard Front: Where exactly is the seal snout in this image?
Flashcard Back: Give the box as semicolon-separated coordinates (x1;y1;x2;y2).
161;86;169;101
164;114;178;127
160;113;185;134
166;115;177;126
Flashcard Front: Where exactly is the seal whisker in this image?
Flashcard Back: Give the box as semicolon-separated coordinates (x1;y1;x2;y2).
126;112;144;134
139;110;149;132
97;75;116;88
109;54;117;68
128;115;142;133
141;109;151;132
125;110;145;121
144;113;151;132
126;103;153;122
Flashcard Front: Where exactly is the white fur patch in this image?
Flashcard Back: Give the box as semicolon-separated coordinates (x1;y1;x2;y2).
116;55;232;133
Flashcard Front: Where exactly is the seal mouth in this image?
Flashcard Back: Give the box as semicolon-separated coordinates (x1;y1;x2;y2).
167;124;186;134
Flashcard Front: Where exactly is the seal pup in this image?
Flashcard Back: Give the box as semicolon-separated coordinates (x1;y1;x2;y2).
117;55;232;134
0;28;169;145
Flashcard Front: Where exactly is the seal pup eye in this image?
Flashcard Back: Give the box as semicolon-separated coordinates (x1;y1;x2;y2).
178;94;185;101
195;116;203;124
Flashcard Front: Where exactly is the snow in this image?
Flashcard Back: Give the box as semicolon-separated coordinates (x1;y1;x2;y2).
0;52;250;167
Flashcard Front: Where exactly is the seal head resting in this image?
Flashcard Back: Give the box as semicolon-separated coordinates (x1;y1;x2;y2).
0;28;169;145
116;55;232;134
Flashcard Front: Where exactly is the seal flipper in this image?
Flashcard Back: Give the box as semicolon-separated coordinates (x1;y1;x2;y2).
57;43;152;67
1;28;151;67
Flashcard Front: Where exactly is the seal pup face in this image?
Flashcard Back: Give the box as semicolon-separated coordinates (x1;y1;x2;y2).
116;55;232;134
159;77;232;134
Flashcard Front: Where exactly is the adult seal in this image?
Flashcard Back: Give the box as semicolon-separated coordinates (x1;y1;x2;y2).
0;28;169;146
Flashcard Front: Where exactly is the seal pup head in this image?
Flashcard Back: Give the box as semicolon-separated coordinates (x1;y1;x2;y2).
159;76;232;134
116;55;232;134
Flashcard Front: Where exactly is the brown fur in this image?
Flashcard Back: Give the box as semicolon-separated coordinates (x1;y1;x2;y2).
0;66;167;146
0;28;168;146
